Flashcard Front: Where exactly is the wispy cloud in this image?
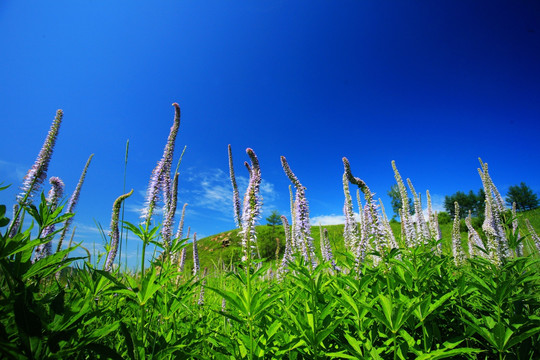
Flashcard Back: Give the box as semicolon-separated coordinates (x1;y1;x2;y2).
0;159;27;183
310;212;361;226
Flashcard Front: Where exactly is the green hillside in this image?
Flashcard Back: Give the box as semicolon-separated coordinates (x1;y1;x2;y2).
181;208;540;273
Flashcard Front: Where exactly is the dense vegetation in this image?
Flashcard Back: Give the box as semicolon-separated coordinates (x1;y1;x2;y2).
1;106;540;359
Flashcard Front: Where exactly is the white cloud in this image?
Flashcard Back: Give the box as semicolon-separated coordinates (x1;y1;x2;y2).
0;159;27;182
310;212;362;226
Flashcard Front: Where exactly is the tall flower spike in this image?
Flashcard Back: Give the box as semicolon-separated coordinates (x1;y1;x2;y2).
162;172;179;248
240;148;263;264
192;232;199;276
174;203;188;265
452;202;465;266
56;154;94;253
18;109;63;205
343;171;359;251
142;103;181;224
321;228;340;272
465;210;485;258
198;267;208;306
228;145;242;228
105;189;134;271
479;161;508;266
34;176;65;262
525;219;540;254
281;156;318;269
511;202;523;257
391;161;416;247
8;204;20;238
278;215;293;278
407;178;430;245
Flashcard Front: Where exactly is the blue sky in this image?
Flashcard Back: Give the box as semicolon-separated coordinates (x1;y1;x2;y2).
1;1;539;269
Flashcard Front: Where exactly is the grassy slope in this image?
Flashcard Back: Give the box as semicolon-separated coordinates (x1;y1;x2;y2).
184;208;540;273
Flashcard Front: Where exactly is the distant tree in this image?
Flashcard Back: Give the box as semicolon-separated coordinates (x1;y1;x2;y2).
506;182;539;212
387;184;414;219
444;189;485;219
266;210;282;227
437;211;452;225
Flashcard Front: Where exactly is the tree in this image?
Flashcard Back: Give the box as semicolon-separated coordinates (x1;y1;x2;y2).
444;189;485;219
266;210;282;227
387;184;414;219
506;182;539;212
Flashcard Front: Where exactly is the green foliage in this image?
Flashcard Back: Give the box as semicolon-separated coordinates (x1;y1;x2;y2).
437;211;452;225
444;189;485;219
506;182;540;212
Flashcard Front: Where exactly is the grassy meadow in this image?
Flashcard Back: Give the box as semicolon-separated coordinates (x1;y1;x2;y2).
1;107;540;359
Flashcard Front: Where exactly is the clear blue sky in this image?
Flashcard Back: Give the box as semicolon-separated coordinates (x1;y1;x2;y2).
1;1;539;269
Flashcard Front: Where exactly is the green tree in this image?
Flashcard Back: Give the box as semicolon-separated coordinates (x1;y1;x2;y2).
265;210;282;243
506;182;539;211
387;184;414;219
444;189;485;219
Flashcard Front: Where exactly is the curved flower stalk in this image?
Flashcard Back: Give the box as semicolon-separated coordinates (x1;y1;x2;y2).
407;179;430;245
479;158;506;213
18;109;63;205
34;177;65;262
391;161;416;247
281;156;317;269
343;158;386;270
343;172;359;252
228;145;242;228
56;153;94;253
142;103;181;225
278;215;293;279
452;202;465;266
465;210;485;258
525;219;540;254
193;232;200;276
239;149;263;264
105;189;134;272
479;161;508;266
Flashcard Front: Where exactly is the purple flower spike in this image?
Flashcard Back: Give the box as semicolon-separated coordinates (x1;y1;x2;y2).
18;109;63;205
105;189;134;271
56;154;93;253
281;156;318;269
193;233;200;276
240;148;262;263
34;176;65;262
228;145;242;228
142;103;181;224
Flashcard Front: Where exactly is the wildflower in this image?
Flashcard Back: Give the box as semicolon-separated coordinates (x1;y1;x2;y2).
198;267;208;306
525;219;540;254
56;154;93;253
193;232;200;276
479;161;508;266
173;203;188;265
426;190;442;252
18;109;63;205
142;103;181;225
465;210;485;257
391;161;416;246
162;172;179;248
278;215;293;278
511;202;523;257
228;145;242;228
281;156;317;269
8;204;20;238
343;172;359;251
178;248;187;273
105;189;134;272
407;179;430;244
379;199;398;249
452;202;465;266
321;228;340;272
34;176;65;262
240;149;263;263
